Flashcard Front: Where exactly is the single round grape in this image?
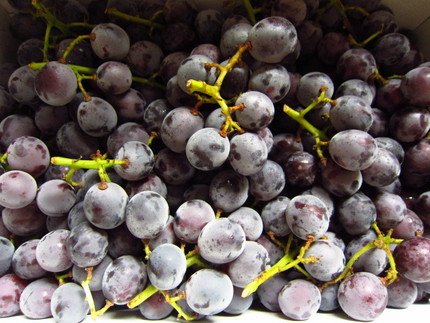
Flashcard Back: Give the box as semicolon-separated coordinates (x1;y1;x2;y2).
113;141;154;181
0;114;39;152
173;199;215;243
208;169;249;213
50;282;90;323
338;191;377;236
125;174;168;200
303;240;345;282
269;132;303;165
147;243;187;291
197;217;246;264
387;276;418;309
335;78;376;106
248;64;291;103
228;132;268;176
83;182;128;229
234;91;275;131
249;159;285;201
256;273;289;311
394;237;430;283
72;255;113;292
247;16;298;63
0;274;27;318
388;106;430;143
329;95;374;132
223;286;253;315
126;191;170;239
36;229;73;273
77;96;118;137
296;71;334;107
220;22;252;59
362;148;401;187
0;170;37;209
337;272;388;321
176;54;214;93
328;129;378;171
286;194;330;240
102;255;147;305
36;179;76;217
127;40;164;77
66;221;109;268
373;32;411;67
154;148;196;185
90;23;130;61
185;127;230;171
34;61;77;106
33;104;70;136
400;66;430;107
19;277;58;319
319;282;340;312
1;202;46;237
108;88;148;122
227;207;263;241
226;240;270;288
106;122;150;157
320;158;363;197
7;65;39;105
159;51;189;83
392;209;424;240
185;268;234;316
96;60;132;95
278;279;321;320
261;195;292;237
372;191;407;231
283;150;318;188
336;48;378;81
316;31;351;66
12;239;47;280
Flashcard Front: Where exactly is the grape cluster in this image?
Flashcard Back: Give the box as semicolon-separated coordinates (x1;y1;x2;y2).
1;0;430;322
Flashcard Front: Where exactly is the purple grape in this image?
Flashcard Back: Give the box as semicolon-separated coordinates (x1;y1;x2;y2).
0;274;27;318
36;229;73;273
0;170;37;209
394;237;430;283
19;277;58;319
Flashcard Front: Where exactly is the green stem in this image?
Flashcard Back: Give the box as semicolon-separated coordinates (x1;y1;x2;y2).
42;23;53;62
59;34;94;63
241;0;258;25
127;284;159;309
105;7;164;30
32;0;75;36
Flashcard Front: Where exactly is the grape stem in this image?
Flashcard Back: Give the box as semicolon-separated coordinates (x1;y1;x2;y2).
282;88;332;164
320;223;403;290
186;42;251;137
242;235;316;297
105;7;165;30
50;150;128;189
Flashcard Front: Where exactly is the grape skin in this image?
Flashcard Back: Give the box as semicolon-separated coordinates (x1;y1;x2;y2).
0;170;38;209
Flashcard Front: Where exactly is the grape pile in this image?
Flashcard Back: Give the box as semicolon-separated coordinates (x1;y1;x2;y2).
1;0;430;322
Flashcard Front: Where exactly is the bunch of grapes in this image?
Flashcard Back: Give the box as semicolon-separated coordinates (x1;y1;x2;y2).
1;0;430;322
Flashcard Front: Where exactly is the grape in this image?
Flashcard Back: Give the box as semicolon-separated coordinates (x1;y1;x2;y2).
1;203;46;237
176;54;215;93
77;96;118;137
329;95;374;132
0;170;37;209
278;279;321;320
6;135;50;178
34;104;70;136
50;282;89;323
19;277;58;319
249;159;285;201
12;239;47;280
0;236;14;276
392;209;424;240
282;151;318;188
198;217;246;264
297;19;323;56
0;274;27;318
7;65;39;105
261;195;292;237
56;38;94;67
16;38;44;66
335;79;375;106
185;268;234;316
319;283;340;312
83;182;128;229
285;194;330;240
36;229;73;273
36;179;76;217
113;141;154;181
338;191;377;236
0;114;39;152
96;61;132;95
219;22;252;59
208;169;249;213
142;98;172;132
328;129;378;171
228;132;268;176
107;224;143;259
234;90;275;131
173;199;215;243
247;16;298;64
337;272;388;321
125;174;167;199
127;40;164;77
147;243;187;290
387;276;418;309
374;78;406;114
194;9;225;44
303;240;345;281
269;132;303;164
90;23;130;61
372;32;411;67
227;206;263;241
126;191;170;239
34;61;77;106
361;148;401;187
138;291;174;320
336;48;378;81
66;221;109;268
400;66;430;107
316;31;351;66
256;273;289;311
388;106;430;143
248;64;291;103
372;191;407;231
160;107;204;153
159;51;189;83
102;255;147;305
226;240;270;288
185;127;230;171
393;237;430;283
161;22;196;53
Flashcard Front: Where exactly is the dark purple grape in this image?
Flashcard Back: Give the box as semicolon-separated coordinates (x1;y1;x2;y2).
336;48;378;82
90;23;130;61
400;66;430;107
